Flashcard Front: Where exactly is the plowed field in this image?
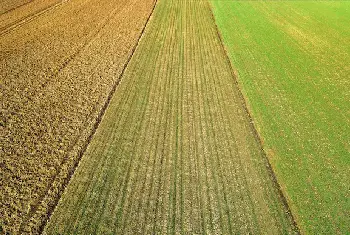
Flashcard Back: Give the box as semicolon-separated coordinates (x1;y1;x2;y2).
0;0;155;233
0;0;32;15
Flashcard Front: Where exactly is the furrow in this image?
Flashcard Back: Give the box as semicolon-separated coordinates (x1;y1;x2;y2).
0;0;67;35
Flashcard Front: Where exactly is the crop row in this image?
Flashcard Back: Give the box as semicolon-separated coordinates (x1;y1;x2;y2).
44;0;298;234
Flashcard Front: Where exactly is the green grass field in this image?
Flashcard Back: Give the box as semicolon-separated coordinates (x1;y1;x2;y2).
210;1;350;233
44;0;298;233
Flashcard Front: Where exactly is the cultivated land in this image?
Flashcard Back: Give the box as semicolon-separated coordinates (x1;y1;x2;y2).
210;1;350;234
0;0;32;15
0;0;63;33
45;0;298;234
0;0;155;233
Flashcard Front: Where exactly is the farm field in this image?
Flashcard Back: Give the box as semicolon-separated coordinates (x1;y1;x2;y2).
0;0;155;233
210;1;350;234
0;0;32;15
44;0;298;234
0;0;63;33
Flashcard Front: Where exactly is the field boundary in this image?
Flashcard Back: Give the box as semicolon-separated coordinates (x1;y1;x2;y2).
18;3;135;232
35;0;159;233
205;0;301;233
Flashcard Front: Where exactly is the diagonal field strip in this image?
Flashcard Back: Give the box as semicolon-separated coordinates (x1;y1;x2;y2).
45;0;299;233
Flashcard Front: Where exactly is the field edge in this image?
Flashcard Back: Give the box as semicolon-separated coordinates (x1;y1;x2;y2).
22;1;159;233
206;0;301;233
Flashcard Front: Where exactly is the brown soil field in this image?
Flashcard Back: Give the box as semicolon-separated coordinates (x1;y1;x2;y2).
0;0;63;34
0;0;156;233
0;0;33;15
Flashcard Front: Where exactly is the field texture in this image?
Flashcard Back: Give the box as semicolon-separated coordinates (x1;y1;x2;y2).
0;0;32;15
45;0;298;234
0;0;155;233
0;0;63;34
210;1;350;234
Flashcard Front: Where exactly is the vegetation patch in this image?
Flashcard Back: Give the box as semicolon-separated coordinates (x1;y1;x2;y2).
210;1;350;233
45;0;298;234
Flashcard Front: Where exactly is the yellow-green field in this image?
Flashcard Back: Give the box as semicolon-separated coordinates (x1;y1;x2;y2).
44;0;298;233
210;1;350;233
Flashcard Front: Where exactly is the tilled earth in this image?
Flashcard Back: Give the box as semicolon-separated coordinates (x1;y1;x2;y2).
0;0;32;15
0;0;155;233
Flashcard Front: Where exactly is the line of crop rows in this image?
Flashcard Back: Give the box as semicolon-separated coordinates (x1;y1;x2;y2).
44;0;298;234
0;0;155;233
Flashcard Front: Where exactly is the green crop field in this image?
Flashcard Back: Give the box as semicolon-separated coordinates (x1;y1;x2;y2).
2;0;349;234
210;1;350;234
44;0;298;234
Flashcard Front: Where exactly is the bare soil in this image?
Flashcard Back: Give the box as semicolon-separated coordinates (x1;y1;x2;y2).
0;0;155;233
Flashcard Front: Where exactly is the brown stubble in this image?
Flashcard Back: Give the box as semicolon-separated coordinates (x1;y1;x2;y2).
0;0;156;233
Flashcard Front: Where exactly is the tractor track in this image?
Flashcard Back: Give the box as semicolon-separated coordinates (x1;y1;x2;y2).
0;0;68;36
36;0;158;233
